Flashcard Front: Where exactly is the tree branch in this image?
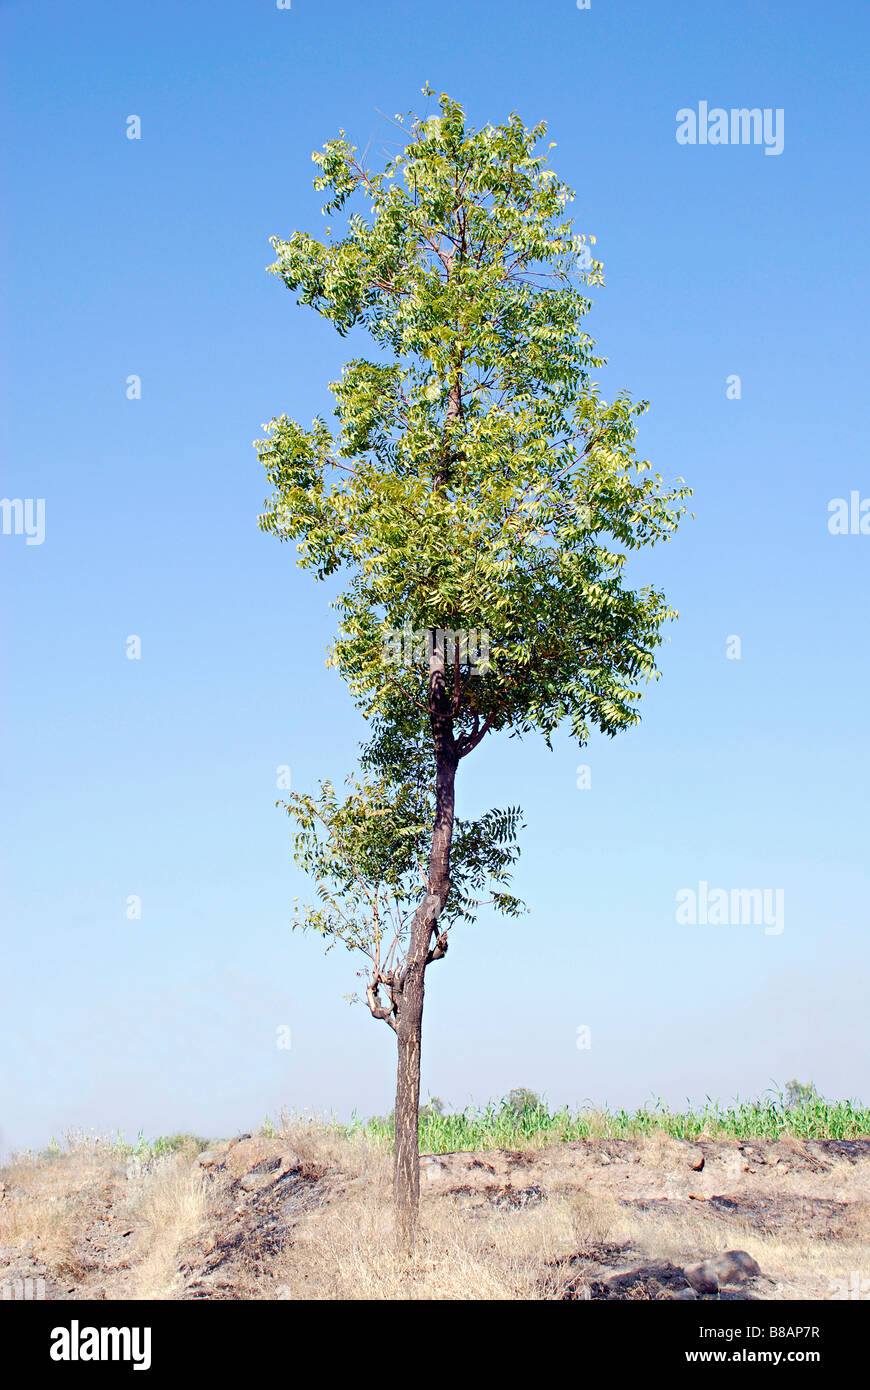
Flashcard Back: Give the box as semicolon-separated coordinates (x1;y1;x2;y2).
457;713;496;758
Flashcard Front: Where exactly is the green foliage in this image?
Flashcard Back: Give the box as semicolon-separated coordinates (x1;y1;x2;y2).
369;1095;447;1130
504;1086;544;1118
134;1133;210;1159
26;1131;210;1163
352;1094;870;1151
257;90;691;758
784;1079;822;1108
284;767;524;968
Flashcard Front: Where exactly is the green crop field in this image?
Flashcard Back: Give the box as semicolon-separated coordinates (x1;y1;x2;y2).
349;1095;870;1152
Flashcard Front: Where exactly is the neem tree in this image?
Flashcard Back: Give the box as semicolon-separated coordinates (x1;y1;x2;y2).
256;89;690;1248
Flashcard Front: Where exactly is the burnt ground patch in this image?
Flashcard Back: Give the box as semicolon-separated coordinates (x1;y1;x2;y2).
623;1191;855;1240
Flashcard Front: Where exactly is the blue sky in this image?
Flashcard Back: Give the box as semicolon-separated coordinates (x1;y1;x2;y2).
2;0;868;1156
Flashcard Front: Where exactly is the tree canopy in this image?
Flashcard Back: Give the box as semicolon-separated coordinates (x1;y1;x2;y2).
257;90;690;766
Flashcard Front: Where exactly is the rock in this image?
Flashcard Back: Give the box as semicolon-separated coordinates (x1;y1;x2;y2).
239;1172;272;1193
690;1152;705;1172
224;1137;296;1180
709;1250;762;1286
683;1260;719;1296
672;1286;698;1300
683;1249;762;1296
197;1149;224;1168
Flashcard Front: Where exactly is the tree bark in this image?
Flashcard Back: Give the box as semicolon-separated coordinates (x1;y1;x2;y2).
392;635;458;1252
393;953;425;1252
393;304;463;1247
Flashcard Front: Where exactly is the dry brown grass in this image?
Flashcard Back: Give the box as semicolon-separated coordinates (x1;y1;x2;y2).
241;1122;625;1300
0;1140;122;1279
3;1124;867;1300
275;1112;391;1178
121;1156;210;1300
244;1125;870;1301
1;1136;209;1299
268;1190;584;1300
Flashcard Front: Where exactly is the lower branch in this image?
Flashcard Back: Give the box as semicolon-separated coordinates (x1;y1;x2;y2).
366;978;397;1031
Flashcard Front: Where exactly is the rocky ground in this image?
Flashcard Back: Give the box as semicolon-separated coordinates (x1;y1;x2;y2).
1;1131;868;1300
416;1135;870;1299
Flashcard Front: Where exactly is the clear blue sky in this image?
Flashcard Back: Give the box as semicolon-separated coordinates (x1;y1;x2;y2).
2;0;868;1156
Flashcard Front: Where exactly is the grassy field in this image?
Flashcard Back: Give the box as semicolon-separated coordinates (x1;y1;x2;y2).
350;1095;870;1152
22;1093;868;1169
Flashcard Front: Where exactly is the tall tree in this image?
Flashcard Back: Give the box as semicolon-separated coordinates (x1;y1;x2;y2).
256;89;690;1248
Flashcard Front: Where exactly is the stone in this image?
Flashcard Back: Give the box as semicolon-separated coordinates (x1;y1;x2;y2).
197;1149;224;1168
690;1151;705;1172
672;1286;698;1300
683;1249;762;1296
709;1250;762;1286
224;1137;296;1180
239;1172;272;1193
683;1260;719;1296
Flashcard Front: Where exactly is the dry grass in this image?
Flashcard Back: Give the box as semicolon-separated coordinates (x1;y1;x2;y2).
248;1122;625;1300
626;1197;868;1298
269;1189;587;1300
0;1136;209;1299
121;1156;210;1300
0;1141;121;1279
275;1112;391;1178
246;1124;870;1301
3;1123;867;1300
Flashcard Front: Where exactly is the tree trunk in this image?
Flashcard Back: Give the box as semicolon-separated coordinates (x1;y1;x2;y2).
393;957;424;1252
392;636;458;1252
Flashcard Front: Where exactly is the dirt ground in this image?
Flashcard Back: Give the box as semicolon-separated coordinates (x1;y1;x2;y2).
2;1128;868;1300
